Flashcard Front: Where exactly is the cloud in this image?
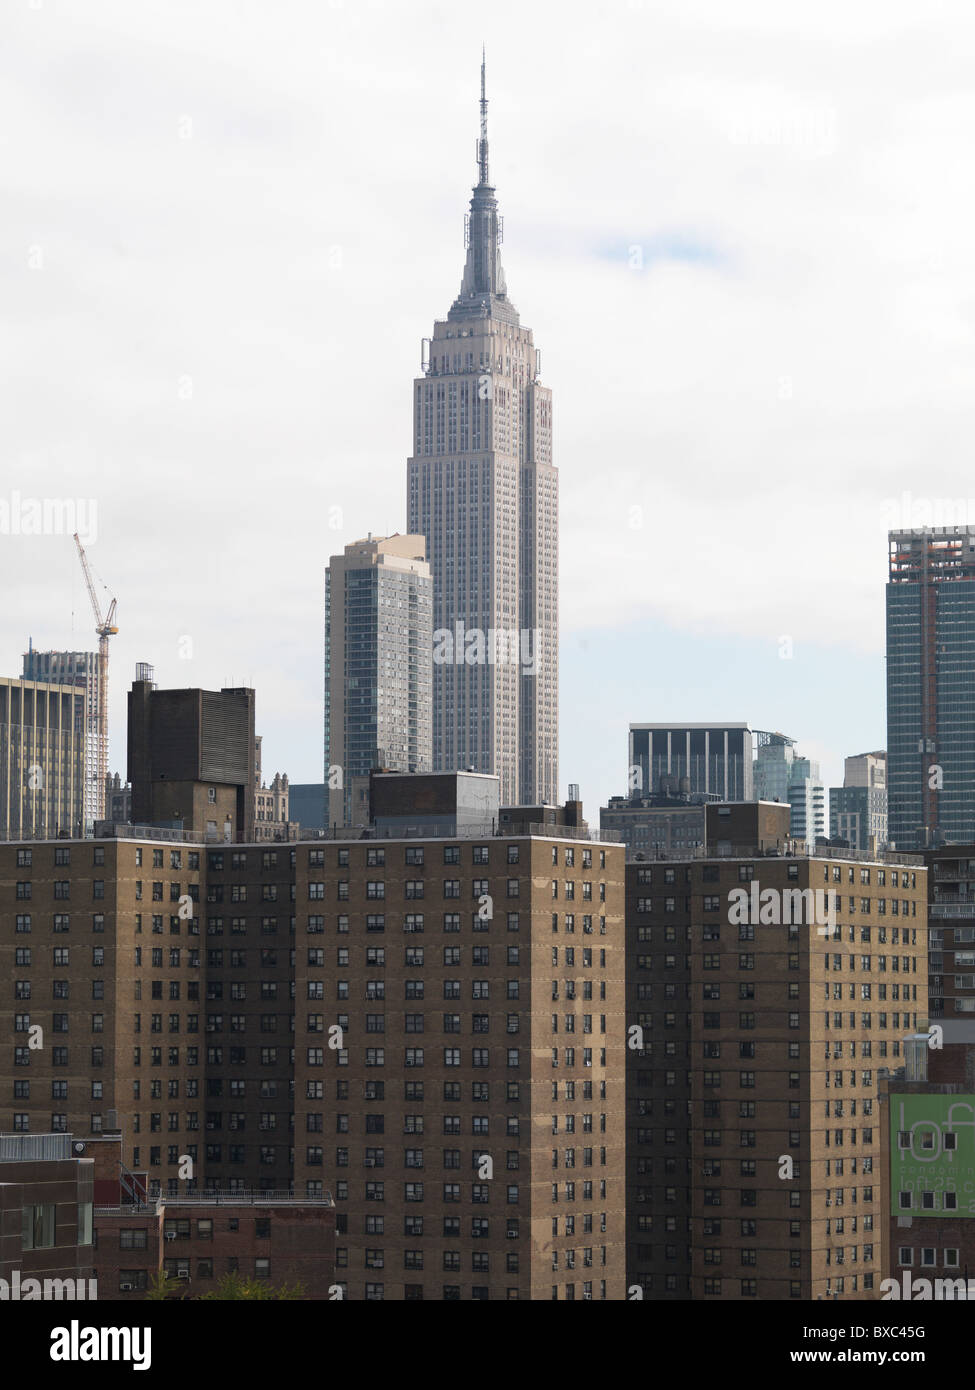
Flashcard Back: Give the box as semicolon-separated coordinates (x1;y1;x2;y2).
594;233;730;268
2;0;972;819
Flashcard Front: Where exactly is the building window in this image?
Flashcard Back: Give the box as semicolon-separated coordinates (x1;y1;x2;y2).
23;1204;56;1250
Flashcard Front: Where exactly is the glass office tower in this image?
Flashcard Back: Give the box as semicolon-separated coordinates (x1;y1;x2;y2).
324;535;432;828
887;526;975;848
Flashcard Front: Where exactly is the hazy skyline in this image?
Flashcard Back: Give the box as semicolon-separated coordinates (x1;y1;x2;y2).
4;0;975;818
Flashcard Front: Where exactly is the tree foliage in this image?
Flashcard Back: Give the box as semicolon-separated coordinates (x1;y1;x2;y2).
196;1271;306;1300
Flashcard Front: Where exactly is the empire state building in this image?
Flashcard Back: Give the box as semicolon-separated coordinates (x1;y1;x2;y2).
407;56;558;806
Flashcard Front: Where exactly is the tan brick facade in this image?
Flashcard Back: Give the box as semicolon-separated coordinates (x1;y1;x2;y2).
2;826;625;1300
626;848;927;1300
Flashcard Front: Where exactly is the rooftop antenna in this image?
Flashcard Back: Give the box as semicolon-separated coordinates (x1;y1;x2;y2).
478;44;489;186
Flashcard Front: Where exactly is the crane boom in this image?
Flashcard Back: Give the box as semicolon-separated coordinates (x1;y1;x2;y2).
73;533;118;826
74;533;118;635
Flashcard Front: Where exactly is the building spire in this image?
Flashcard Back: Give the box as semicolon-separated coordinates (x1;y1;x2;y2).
449;49;518;323
478;45;489;187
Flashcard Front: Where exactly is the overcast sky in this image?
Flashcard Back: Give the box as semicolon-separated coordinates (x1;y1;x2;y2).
4;0;975;819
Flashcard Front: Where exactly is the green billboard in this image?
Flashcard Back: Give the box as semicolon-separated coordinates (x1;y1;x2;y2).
890;1093;975;1217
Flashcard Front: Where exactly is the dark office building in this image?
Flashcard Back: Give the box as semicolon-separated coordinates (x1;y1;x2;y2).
924;842;975;1022
127;670;256;841
887;527;975;849
289;783;327;834
629;724;754;803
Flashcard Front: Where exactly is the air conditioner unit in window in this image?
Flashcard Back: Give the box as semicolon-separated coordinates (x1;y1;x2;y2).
177;1269;190;1279
364;1158;376;1167
120;1283;134;1292
165;1231;176;1241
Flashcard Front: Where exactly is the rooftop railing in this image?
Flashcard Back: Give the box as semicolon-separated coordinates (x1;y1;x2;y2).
0;821;622;846
0;1132;73;1163
95;1189;334;1215
158;1189;333;1206
624;843;925;867
318;821;621;844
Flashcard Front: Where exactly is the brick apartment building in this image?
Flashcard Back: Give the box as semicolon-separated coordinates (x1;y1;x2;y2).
626;802;928;1300
86;1134;336;1298
292;829;625;1299
0;774;626;1300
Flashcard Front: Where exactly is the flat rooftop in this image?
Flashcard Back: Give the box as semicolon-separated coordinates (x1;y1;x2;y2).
0;822;622;846
629;721;751;730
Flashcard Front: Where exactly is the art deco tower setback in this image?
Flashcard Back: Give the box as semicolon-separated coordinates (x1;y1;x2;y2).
407;57;558;806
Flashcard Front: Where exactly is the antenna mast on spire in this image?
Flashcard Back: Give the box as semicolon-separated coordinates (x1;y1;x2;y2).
478;45;489;185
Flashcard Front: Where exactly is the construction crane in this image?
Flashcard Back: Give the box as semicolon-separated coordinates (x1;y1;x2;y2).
74;533;118;821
